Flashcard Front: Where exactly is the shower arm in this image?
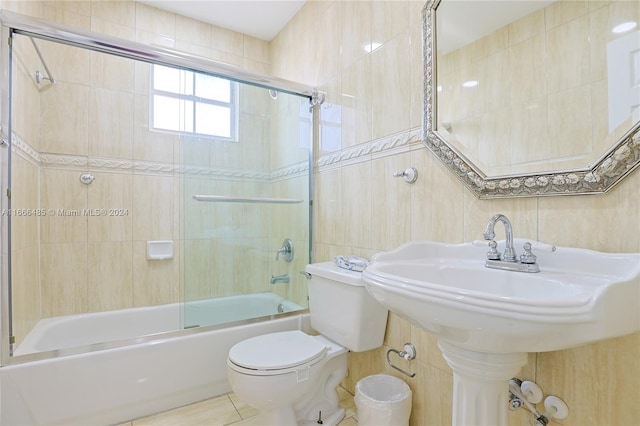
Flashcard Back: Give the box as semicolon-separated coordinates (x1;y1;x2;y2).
29;36;55;84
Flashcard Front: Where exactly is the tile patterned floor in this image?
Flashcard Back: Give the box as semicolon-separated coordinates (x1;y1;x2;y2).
120;386;357;426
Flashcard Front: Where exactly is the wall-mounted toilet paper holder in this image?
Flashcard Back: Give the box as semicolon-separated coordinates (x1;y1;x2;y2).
386;343;416;377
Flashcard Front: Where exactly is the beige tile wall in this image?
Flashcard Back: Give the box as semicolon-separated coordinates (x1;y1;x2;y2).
4;0;310;347
438;0;640;176
271;1;640;425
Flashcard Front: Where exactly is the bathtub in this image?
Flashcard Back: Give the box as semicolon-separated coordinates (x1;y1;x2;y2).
1;292;308;425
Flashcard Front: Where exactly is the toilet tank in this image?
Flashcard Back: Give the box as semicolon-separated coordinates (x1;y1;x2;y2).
305;262;388;352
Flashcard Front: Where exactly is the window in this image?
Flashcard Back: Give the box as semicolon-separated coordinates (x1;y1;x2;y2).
150;65;238;140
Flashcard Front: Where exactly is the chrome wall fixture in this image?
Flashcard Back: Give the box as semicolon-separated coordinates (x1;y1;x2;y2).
386;343;416;377
29;37;54;84
393;167;418;184
508;378;569;425
79;173;94;185
276;238;294;262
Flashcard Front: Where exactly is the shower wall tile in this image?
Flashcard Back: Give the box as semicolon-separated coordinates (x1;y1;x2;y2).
12;69;41;151
41;39;92;87
134;2;175;40
174;41;210;59
88;88;135;159
87;172;133;242
11;246;41;348
42;2;90;30
40;82;89;156
90;51;135;93
210;26;244;56
0;0;43;18
41;242;88;317
243;36;270;65
90;1;136;29
132;174;174;241
175;15;211;48
133;240;179;307
10;156;40;250
90;18;136;44
87;241;133;312
183;239;212;301
40;168;88;244
212;45;247;67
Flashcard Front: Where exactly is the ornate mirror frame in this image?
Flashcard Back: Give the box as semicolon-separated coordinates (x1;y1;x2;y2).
422;0;640;199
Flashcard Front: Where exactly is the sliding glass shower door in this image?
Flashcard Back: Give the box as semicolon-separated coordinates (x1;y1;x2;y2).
181;79;312;329
3;19;312;360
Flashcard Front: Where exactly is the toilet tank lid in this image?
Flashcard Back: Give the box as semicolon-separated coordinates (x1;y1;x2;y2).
305;261;364;286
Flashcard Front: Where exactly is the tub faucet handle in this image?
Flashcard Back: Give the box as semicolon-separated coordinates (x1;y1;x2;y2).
275;238;294;262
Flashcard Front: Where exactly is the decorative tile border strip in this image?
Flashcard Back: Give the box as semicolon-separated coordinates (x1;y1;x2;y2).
316;127;422;170
11;132;307;182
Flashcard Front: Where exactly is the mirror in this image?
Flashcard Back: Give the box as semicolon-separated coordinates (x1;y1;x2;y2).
423;0;640;198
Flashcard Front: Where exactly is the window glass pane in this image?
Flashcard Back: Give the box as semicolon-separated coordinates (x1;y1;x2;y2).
153;95;180;131
153;95;193;132
195;74;230;102
195;103;231;137
154;65;193;95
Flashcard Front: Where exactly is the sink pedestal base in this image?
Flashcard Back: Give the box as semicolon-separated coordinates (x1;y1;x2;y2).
438;340;528;426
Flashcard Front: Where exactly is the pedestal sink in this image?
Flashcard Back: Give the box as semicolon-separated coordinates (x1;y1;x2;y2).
362;239;640;426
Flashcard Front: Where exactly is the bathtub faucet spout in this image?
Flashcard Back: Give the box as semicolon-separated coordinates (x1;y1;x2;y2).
270;274;289;284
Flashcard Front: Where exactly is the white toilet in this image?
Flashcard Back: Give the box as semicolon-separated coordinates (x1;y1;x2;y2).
227;261;388;426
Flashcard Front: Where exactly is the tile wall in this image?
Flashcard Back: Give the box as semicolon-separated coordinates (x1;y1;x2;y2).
270;1;640;425
2;0;310;348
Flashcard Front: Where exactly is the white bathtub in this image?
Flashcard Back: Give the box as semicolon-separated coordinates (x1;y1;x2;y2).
14;292;304;356
1;293;308;425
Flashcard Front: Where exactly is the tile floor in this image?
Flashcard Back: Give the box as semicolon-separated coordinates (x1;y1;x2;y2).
120;387;357;426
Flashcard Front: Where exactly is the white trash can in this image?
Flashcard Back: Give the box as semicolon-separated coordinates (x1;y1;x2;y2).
354;374;412;426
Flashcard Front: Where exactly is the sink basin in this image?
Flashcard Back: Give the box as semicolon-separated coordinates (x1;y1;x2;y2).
362;239;640;353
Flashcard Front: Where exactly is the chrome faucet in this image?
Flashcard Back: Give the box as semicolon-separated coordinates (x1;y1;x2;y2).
270;274;290;284
483;213;517;262
481;213;549;273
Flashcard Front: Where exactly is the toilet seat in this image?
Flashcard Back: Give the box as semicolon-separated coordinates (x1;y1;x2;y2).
228;330;328;376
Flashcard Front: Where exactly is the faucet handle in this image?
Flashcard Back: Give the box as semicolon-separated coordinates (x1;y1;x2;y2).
520;242;537;264
472;240;502;260
486;240;501;260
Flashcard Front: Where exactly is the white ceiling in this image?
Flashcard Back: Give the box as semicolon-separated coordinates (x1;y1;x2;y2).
139;1;306;41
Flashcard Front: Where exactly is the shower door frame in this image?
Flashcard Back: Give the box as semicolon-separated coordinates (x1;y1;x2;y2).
0;10;317;366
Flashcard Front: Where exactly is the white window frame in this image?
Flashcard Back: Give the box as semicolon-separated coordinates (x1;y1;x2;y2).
150;65;239;141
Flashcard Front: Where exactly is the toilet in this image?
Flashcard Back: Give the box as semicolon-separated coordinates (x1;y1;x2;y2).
227;261;389;426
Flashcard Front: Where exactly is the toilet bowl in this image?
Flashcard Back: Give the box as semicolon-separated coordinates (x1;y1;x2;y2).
227;262;388;426
228;331;348;425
